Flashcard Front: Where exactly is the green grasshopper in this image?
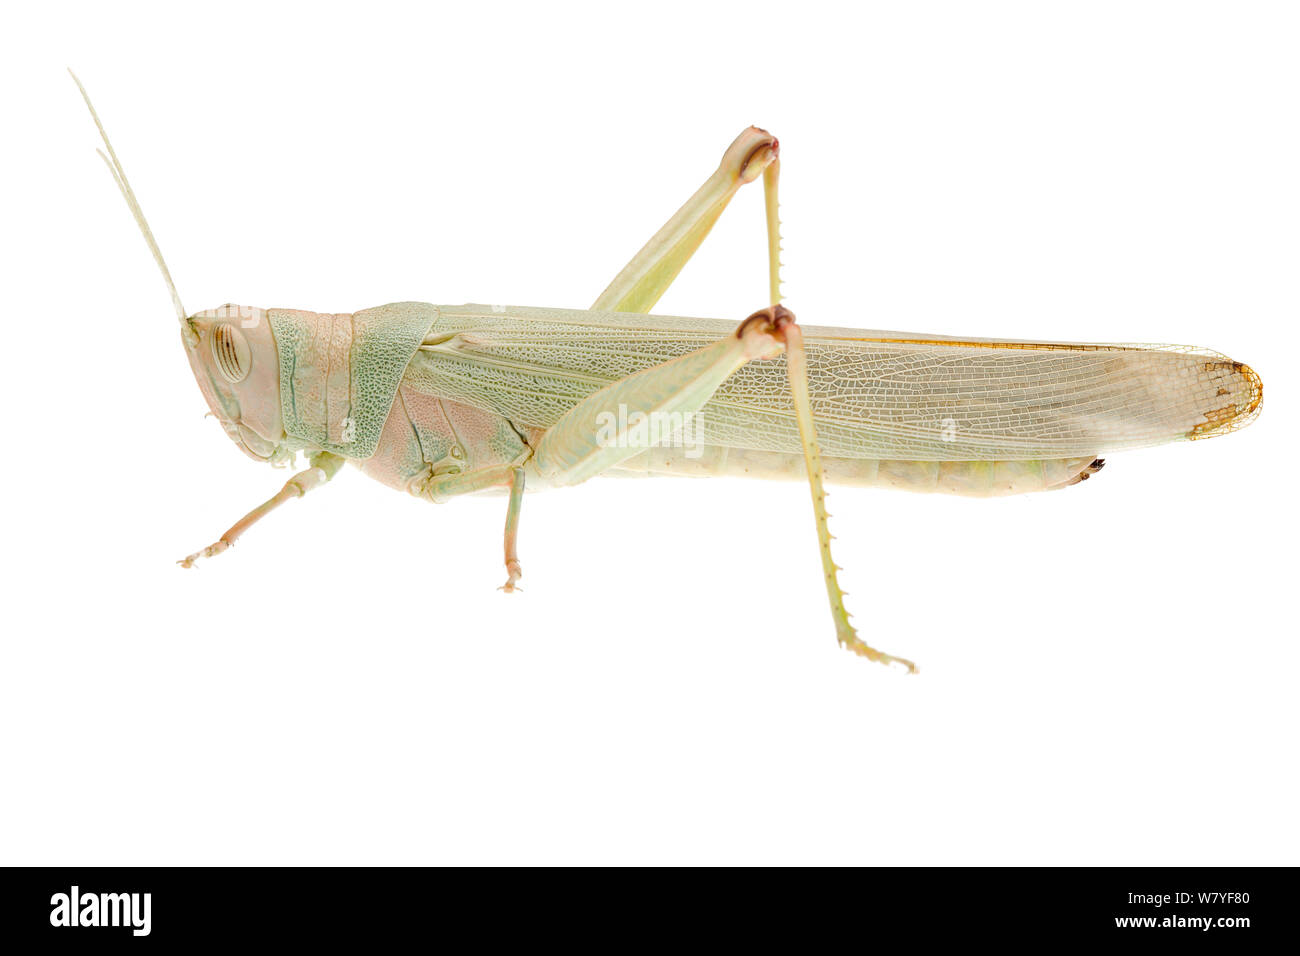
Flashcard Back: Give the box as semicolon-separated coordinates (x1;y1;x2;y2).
74;73;1261;672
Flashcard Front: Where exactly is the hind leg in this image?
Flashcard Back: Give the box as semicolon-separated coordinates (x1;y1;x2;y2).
578;133;912;670
592;126;781;313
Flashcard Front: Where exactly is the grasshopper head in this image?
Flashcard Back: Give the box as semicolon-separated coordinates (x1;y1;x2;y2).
184;305;288;462
70;76;289;465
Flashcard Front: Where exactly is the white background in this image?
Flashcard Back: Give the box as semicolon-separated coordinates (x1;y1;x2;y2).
2;1;1295;865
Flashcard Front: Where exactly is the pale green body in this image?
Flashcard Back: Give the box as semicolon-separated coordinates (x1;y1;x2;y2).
239;301;1257;501
76;72;1261;669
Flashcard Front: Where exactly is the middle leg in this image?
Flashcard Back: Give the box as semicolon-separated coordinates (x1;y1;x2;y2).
500;466;525;593
419;462;529;595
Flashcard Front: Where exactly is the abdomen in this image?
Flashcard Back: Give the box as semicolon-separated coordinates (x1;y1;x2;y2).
610;447;1103;496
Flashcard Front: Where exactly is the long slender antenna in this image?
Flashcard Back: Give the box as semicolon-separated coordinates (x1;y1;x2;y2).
69;70;194;344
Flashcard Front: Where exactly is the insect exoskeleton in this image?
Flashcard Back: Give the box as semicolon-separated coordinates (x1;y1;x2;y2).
184;305;286;462
76;69;1262;670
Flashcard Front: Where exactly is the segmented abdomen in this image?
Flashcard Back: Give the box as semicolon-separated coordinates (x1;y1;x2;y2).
611;447;1102;496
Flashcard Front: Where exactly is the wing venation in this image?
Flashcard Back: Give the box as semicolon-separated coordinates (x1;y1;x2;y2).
401;304;1260;461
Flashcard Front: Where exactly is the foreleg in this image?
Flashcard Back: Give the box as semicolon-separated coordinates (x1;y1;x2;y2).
177;452;345;567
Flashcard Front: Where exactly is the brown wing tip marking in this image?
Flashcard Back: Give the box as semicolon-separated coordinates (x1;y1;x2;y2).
1188;361;1263;440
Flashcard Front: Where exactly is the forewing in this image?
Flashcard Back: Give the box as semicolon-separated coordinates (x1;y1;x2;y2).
405;305;1261;461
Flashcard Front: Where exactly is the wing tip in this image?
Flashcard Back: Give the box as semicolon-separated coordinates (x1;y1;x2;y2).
1187;360;1263;440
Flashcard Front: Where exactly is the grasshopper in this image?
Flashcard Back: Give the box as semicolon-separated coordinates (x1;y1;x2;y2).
74;74;1261;671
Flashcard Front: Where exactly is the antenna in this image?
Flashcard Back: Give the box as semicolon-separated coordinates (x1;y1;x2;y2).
70;70;195;344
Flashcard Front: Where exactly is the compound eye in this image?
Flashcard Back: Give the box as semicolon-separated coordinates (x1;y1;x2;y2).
210;322;251;384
